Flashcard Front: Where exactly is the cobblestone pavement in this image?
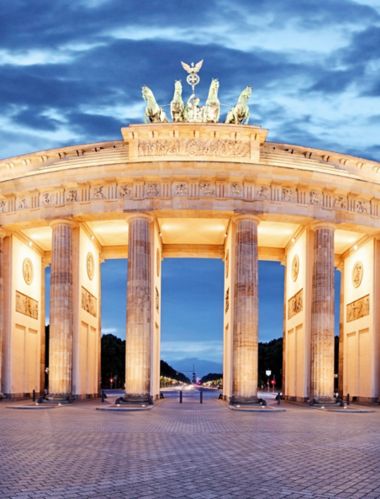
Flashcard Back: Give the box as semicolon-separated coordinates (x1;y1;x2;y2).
1;393;380;499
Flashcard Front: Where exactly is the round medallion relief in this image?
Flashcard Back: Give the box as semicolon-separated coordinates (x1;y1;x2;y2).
23;257;33;285
86;252;95;280
352;261;363;288
291;255;299;282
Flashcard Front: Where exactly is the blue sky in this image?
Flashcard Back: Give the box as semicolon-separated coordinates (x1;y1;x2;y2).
3;0;379;367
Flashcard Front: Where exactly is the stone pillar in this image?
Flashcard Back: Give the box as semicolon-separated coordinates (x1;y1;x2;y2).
338;263;344;397
310;224;335;402
281;259;287;394
40;257;49;394
231;216;259;404
125;215;153;403
0;231;6;395
48;220;75;398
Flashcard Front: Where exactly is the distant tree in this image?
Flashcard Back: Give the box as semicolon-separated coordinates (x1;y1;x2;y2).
201;372;223;384
160;360;190;383
258;338;283;389
101;334;125;388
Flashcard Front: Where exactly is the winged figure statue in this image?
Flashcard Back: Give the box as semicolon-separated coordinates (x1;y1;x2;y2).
181;60;204;74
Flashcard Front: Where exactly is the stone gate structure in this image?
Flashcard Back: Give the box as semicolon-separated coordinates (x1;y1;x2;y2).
0;122;379;403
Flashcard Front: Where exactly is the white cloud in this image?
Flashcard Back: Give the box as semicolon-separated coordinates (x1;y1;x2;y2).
102;327;120;335
0;49;72;66
161;340;222;361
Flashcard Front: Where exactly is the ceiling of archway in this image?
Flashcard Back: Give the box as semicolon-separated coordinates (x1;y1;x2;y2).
21;218;364;259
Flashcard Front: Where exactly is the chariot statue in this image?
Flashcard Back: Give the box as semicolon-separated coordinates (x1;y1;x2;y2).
140;60;252;125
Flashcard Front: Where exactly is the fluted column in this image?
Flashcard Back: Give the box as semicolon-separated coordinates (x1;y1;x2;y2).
310;224;335;402
0;230;7;395
231;216;259;404
125;215;153;403
48;220;75;397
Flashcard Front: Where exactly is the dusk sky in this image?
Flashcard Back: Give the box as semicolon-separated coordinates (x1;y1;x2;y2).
2;0;379;370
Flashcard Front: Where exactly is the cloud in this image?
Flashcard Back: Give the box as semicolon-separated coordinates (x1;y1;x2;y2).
161;340;223;362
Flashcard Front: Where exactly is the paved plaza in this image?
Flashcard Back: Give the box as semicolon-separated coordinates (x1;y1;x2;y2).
1;393;380;499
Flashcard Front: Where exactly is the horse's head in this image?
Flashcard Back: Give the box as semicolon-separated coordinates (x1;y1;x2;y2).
211;78;219;91
241;86;252;100
207;78;219;101
142;85;152;102
173;80;183;98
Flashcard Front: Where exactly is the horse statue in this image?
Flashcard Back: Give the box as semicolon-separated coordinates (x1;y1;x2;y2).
170;80;185;122
184;94;203;122
203;78;220;123
225;86;252;125
142;85;168;123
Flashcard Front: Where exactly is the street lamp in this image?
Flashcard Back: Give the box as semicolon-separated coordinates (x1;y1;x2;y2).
265;370;271;392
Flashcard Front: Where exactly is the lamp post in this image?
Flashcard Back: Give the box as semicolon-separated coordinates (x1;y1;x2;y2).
265;370;271;392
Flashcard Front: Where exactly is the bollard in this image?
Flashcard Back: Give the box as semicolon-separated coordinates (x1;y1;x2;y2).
200;388;203;404
179;390;183;403
32;389;36;402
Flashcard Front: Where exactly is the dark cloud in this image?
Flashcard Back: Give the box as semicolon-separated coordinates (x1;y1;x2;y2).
68;112;124;136
307;68;362;94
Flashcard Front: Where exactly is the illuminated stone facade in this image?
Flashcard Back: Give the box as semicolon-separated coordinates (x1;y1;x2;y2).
0;123;379;402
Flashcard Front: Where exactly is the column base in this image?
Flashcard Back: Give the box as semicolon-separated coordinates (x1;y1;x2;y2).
120;393;153;405
309;396;335;405
47;393;73;403
229;395;259;405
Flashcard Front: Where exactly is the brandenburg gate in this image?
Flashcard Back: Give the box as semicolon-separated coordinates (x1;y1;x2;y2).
0;62;379;404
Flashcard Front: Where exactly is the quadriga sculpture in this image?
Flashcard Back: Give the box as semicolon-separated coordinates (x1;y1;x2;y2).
203;79;220;123
142;85;168;123
225;86;252;125
170;80;185;122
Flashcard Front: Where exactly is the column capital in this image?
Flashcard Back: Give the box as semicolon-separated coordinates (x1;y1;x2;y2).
0;227;10;239
49;218;78;229
127;213;155;225
231;214;261;225
310;222;335;232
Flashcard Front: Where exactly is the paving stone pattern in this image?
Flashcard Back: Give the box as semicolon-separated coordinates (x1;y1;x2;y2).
1;394;380;498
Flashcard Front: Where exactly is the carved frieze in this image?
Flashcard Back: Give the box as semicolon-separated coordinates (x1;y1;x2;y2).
288;289;303;319
119;184;133;198
173;182;188;196
66;189;78;202
145;183;160;197
81;286;97;317
346;294;369;322
199;182;215;196
92;185;105;200
16;291;38;320
0;178;377;223
137;138;250;158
